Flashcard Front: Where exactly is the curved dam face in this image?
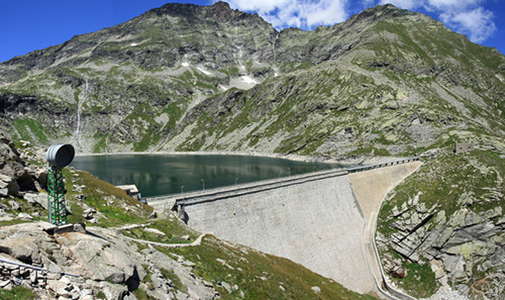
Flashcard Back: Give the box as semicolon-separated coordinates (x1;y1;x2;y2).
185;175;371;292
178;162;422;294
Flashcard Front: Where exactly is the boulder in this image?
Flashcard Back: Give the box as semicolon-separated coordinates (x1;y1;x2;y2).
8;200;20;210
0;135;25;178
24;193;48;209
149;211;157;219
55;231;137;283
73;224;86;233
0;179;9;190
106;272;125;284
82;208;96;220
0;134;38;195
0;235;42;264
17;213;33;220
442;254;467;281
0;279;11;288
7;181;20;196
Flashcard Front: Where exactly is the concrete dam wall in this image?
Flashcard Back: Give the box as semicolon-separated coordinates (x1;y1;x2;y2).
185;174;372;293
149;161;422;295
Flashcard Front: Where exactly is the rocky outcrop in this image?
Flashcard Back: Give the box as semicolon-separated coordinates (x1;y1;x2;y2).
380;197;505;287
0;222;218;300
377;151;505;299
0;134;40;198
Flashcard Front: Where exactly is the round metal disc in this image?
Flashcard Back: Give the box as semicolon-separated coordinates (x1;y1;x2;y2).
46;144;75;168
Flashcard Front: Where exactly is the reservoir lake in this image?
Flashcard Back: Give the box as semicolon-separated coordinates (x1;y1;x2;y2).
71;154;340;197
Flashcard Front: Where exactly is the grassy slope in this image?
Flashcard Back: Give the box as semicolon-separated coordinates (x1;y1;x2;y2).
63;168;153;227
0;286;36;300
160;236;376;300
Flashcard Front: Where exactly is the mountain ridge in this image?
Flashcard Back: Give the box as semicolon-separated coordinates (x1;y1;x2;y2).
0;2;504;157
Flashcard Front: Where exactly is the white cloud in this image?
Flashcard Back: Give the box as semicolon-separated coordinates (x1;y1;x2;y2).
220;0;497;43
224;0;290;13
425;0;483;10
440;7;496;42
222;0;348;28
368;0;496;43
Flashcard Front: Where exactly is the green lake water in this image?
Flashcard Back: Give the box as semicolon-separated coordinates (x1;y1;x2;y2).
71;154;340;197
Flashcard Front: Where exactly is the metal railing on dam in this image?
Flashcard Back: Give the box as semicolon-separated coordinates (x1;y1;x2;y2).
145;156;420;210
346;156;420;173
146;168;348;209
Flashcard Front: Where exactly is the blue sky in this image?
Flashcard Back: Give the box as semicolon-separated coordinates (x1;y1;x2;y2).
1;0;504;63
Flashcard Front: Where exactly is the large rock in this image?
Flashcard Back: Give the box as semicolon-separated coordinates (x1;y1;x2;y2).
24;192;48;209
0;134;25;178
53;231;139;283
0;134;38;196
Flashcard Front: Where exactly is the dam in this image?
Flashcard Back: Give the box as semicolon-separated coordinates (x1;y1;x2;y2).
148;159;422;295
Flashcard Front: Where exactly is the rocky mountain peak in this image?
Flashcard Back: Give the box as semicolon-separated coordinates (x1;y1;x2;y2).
206;0;251;22
148;2;201;18
211;1;231;10
147;1;256;24
348;3;417;25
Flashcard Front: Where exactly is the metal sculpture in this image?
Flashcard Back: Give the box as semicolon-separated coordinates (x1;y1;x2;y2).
46;144;75;225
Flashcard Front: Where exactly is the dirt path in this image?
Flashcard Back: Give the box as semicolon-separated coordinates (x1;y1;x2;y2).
121;233;208;248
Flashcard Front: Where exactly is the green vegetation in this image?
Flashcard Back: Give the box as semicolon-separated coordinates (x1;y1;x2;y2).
373;21;434;65
160;268;187;293
379;150;502;228
133;288;156;300
220;66;240;77
134;133;161;152
121;103;164;152
0;286;36;300
176;70;219;91
274;124;329;155
347;146;391;158
393;262;439;298
93;135;108;153
159;236;377;300
12;119;49;144
64;169;152;227
96;291;106;299
0;219;33;227
0;196;47;225
164;102;184;130
121;219;198;244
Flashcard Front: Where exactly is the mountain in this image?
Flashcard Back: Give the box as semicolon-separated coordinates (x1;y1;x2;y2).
2;2;503;157
1;2;505;299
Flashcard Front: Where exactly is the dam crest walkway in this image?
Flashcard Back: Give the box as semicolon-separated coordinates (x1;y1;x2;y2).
146;157;420;211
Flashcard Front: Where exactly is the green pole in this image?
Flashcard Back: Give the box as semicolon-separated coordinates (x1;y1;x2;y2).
47;166;67;225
